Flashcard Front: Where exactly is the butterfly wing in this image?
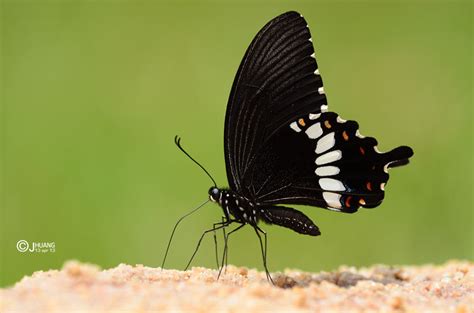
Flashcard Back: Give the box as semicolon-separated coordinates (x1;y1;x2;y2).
224;11;327;192
224;11;413;213
246;111;413;212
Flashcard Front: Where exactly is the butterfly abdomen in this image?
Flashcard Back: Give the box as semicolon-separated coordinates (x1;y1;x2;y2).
260;206;320;236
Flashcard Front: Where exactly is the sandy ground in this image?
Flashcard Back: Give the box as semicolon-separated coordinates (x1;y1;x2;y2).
0;260;473;313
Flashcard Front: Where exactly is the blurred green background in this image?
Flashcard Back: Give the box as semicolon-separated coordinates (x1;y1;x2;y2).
1;1;472;287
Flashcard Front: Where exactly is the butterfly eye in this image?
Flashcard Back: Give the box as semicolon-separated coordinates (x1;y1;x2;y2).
208;187;220;202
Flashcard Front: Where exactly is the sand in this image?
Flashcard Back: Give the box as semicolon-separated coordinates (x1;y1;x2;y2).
1;260;473;312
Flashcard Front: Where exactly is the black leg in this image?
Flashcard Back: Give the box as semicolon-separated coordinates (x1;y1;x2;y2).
221;217;228;272
223;229;229;274
217;223;245;280
213;222;221;269
212;216;231;269
254;226;274;285
184;221;231;271
161;199;209;270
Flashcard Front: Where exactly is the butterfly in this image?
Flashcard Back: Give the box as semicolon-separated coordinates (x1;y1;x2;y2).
165;11;413;283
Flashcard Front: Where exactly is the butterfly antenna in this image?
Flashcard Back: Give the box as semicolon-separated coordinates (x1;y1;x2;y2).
174;135;217;187
161;199;210;270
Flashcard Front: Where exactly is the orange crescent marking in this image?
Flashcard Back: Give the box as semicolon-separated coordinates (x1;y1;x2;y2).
345;196;352;208
367;182;372;191
324;120;331;129
298;118;306;127
342;131;349;141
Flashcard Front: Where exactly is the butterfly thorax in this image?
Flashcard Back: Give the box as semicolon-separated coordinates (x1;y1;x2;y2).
208;187;258;225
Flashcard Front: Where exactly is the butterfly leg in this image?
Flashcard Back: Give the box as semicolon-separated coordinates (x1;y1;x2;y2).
217;223;245;280
184;221;231;271
212;216;229;269
212;216;229;271
221;217;228;273
254;226;274;285
161;199;209;270
212;224;220;269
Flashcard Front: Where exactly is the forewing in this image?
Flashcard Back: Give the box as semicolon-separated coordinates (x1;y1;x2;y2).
223;11;413;212
224;11;327;192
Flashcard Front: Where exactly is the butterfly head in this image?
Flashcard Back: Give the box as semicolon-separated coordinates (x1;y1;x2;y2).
208;187;221;202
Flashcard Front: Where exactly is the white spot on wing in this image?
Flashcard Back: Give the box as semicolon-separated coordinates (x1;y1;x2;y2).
290;121;301;132
316;150;342;165
319;178;345;191
322;192;342;208
315;166;340;176
310;53;315;58
309;113;321;120
316;132;336;154
355;130;365;138
380;183;386;190
336;116;347;123
374;146;382;153
318;87;325;94
321;105;328;112
305;123;323;139
309;38;312;42
314;69;320;75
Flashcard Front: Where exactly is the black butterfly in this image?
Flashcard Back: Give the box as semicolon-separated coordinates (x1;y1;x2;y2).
164;11;413;283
